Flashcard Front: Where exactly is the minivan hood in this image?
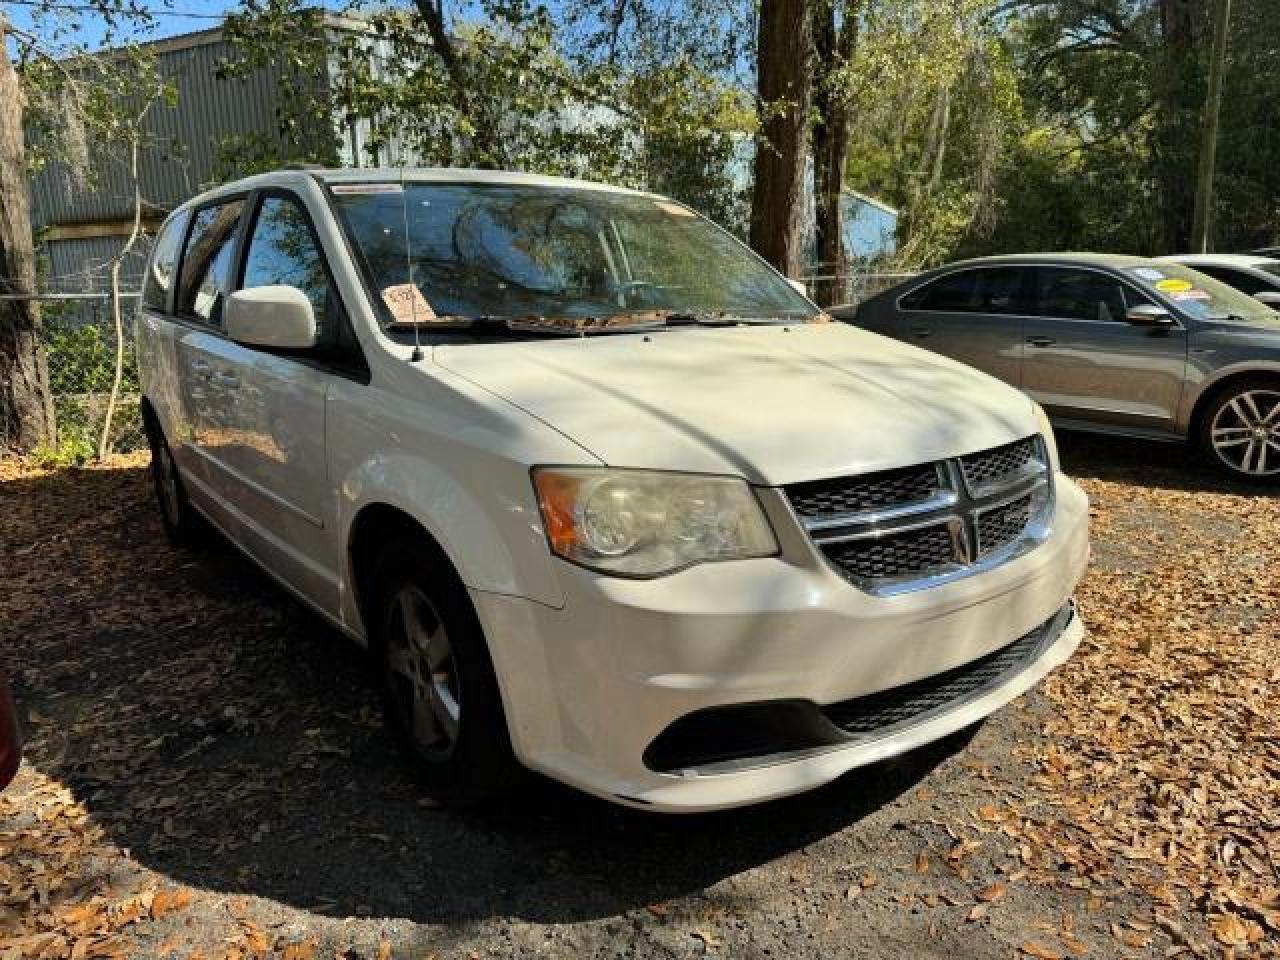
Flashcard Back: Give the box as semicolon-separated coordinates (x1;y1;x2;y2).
434;323;1038;486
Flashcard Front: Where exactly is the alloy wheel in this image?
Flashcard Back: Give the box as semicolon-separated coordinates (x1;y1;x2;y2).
385;585;462;757
1210;389;1280;476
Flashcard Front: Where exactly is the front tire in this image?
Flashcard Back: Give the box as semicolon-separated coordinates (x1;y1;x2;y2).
368;537;520;805
1198;379;1280;482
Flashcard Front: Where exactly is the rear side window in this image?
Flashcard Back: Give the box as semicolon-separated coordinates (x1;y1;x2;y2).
177;199;245;325
902;271;977;311
901;268;1030;314
240;195;337;345
1035;268;1127;322
141;212;189;312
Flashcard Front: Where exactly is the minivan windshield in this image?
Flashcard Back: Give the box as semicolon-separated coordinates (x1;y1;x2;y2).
1126;262;1275;322
331;181;817;334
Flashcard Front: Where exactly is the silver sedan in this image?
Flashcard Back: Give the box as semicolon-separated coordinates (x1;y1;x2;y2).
831;254;1280;481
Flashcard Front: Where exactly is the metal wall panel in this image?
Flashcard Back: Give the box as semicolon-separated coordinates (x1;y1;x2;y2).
30;30;324;229
44;234;152;293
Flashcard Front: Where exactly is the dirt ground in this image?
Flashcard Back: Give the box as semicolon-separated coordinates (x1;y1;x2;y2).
1;433;1276;960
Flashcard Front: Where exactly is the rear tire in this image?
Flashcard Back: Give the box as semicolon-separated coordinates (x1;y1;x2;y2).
367;536;521;806
1196;378;1280;483
143;413;204;546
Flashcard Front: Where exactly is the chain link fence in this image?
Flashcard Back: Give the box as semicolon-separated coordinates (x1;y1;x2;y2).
799;269;917;308
10;288;147;462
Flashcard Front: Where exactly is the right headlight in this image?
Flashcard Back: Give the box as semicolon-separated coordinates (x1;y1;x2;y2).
1032;401;1061;471
532;467;779;577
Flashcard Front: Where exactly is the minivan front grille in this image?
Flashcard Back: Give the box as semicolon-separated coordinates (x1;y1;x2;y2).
786;464;943;520
976;494;1034;558
785;435;1051;594
960;436;1041;492
822;523;958;581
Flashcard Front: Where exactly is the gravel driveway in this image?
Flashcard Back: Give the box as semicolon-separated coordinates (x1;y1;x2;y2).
1;434;1276;960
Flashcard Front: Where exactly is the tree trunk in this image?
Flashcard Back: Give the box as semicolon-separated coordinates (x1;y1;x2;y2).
1191;0;1231;252
811;0;858;305
1152;0;1204;252
411;0;505;168
750;0;814;278
0;26;55;455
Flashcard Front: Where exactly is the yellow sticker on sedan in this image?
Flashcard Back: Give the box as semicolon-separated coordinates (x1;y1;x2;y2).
1155;278;1194;294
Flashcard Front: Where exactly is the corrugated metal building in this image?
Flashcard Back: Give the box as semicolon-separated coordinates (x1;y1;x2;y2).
32;19;347;294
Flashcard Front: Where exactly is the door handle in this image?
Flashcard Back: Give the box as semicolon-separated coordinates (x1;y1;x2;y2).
909;326;932;339
212;372;241;389
1026;336;1056;347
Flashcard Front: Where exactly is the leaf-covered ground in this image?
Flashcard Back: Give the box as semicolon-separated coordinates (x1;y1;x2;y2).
0;435;1276;960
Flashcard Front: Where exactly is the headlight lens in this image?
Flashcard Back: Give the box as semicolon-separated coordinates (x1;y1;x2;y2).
1032;402;1060;471
533;468;779;576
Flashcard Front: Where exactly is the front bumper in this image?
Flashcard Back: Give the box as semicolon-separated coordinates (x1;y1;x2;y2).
472;473;1090;812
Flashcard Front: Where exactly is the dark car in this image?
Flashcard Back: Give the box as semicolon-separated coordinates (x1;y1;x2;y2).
831;253;1280;481
0;671;21;791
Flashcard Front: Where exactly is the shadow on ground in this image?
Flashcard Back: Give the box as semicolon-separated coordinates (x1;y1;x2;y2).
1055;429;1277;495
1;459;973;927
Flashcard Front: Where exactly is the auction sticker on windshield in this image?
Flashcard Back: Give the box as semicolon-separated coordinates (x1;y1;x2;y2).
382;283;438;324
1155;278;1194;294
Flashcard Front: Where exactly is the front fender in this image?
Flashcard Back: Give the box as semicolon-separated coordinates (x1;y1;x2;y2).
336;450;568;630
1180;355;1280;432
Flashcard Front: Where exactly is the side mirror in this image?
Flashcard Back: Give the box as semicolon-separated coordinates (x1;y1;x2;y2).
225;285;317;349
1253;291;1280;309
1126;303;1175;326
786;277;809;297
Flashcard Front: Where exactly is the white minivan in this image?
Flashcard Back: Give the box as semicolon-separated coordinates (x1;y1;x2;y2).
135;168;1090;812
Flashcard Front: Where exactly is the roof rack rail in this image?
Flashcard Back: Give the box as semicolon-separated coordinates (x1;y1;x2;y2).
283;162;327;171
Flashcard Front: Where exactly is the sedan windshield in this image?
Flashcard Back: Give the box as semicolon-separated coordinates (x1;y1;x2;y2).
331;181;817;333
1127;263;1274;321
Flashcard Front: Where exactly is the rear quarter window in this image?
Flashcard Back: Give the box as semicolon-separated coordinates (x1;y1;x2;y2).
141;212;189;312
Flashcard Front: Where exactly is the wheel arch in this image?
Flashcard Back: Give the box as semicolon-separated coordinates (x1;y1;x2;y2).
346;502;457;644
1187;367;1280;438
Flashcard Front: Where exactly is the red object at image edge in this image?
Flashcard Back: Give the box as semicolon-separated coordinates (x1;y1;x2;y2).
0;672;21;791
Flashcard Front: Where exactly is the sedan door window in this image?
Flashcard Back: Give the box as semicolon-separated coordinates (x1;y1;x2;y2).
901;270;981;312
1035;269;1128;322
177;199;246;325
902;268;1031;315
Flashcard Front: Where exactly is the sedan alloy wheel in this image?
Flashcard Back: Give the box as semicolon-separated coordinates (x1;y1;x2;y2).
1209;388;1280;477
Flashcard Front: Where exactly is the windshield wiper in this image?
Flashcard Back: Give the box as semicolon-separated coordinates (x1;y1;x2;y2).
387;310;815;337
657;311;803;326
388;313;669;336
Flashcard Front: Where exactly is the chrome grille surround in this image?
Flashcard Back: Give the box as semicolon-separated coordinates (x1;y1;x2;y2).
785;435;1053;596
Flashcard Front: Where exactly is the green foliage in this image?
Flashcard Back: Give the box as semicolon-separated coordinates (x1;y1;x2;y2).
42;316;143;464
216;0;754;222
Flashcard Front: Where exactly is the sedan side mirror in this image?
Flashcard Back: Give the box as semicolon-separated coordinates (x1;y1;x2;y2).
1126;303;1175;326
225;285;317;349
1253;290;1280;309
